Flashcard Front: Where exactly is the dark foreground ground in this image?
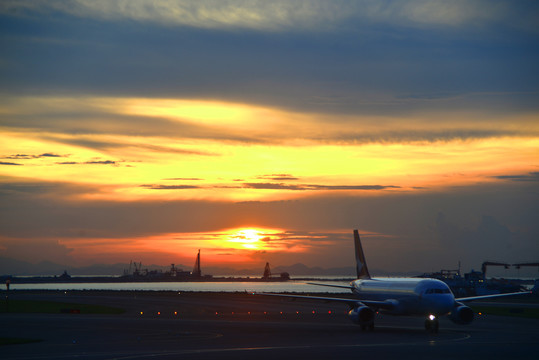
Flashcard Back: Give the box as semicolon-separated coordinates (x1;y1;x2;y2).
1;291;538;360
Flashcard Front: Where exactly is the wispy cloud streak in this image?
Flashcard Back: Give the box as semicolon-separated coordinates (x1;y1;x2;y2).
2;0;537;33
493;172;539;182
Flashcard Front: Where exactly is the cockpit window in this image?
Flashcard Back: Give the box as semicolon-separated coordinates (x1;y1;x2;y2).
425;288;450;294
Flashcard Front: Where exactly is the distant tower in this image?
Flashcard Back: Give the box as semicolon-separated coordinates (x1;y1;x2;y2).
263;262;272;280
192;249;202;278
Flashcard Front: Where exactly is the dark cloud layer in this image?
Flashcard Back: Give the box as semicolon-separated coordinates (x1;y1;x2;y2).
1;153;68;166
54;159;125;166
493;172;539;182
1;2;538;118
3;153;64;159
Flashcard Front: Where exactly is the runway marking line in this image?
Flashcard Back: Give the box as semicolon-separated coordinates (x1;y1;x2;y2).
81;330;474;360
100;334;474;360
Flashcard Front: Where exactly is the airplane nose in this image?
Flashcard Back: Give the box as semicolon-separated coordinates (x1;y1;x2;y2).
425;295;454;315
439;295;455;313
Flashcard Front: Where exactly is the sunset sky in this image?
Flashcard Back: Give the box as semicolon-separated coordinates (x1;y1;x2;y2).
1;1;538;275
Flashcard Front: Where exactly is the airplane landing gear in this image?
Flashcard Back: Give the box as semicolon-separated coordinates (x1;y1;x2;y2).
425;315;439;333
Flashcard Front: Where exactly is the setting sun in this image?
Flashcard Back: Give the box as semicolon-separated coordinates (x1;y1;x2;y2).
226;228;271;250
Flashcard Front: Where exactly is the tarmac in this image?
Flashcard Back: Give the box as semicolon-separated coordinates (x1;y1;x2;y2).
1;291;538;359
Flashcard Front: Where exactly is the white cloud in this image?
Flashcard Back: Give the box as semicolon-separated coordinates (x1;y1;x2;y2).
2;0;536;33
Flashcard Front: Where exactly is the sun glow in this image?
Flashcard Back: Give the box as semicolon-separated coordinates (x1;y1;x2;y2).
227;228;269;250
2;95;538;205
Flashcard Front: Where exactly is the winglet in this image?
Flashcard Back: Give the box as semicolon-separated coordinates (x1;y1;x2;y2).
354;230;371;279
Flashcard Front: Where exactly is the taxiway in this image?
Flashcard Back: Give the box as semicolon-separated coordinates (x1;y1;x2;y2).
1;291;537;359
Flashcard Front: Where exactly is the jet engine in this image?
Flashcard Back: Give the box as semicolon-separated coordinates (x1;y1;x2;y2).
448;303;474;325
348;305;375;325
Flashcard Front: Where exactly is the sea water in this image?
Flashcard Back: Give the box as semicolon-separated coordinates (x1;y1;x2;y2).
7;278;353;293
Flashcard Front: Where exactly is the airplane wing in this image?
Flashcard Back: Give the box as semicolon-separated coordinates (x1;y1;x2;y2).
252;292;395;310
455;290;532;302
306;282;354;290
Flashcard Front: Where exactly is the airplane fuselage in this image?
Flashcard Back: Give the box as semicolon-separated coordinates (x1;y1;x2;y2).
351;278;455;316
257;230;526;332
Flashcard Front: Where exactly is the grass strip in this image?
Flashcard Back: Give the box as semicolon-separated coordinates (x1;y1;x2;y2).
471;305;539;319
0;299;124;314
0;338;42;346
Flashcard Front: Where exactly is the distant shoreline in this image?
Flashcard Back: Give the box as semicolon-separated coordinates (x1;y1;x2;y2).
1;275;354;284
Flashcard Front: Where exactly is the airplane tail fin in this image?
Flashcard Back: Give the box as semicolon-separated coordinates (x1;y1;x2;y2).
354;230;371;279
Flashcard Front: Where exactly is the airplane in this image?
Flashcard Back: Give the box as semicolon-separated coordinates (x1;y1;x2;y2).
256;230;530;333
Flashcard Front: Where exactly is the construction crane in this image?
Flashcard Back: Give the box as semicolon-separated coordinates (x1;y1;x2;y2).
513;262;539;269
481;261;510;280
192;250;202;278
262;262;272;280
513;262;539;274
